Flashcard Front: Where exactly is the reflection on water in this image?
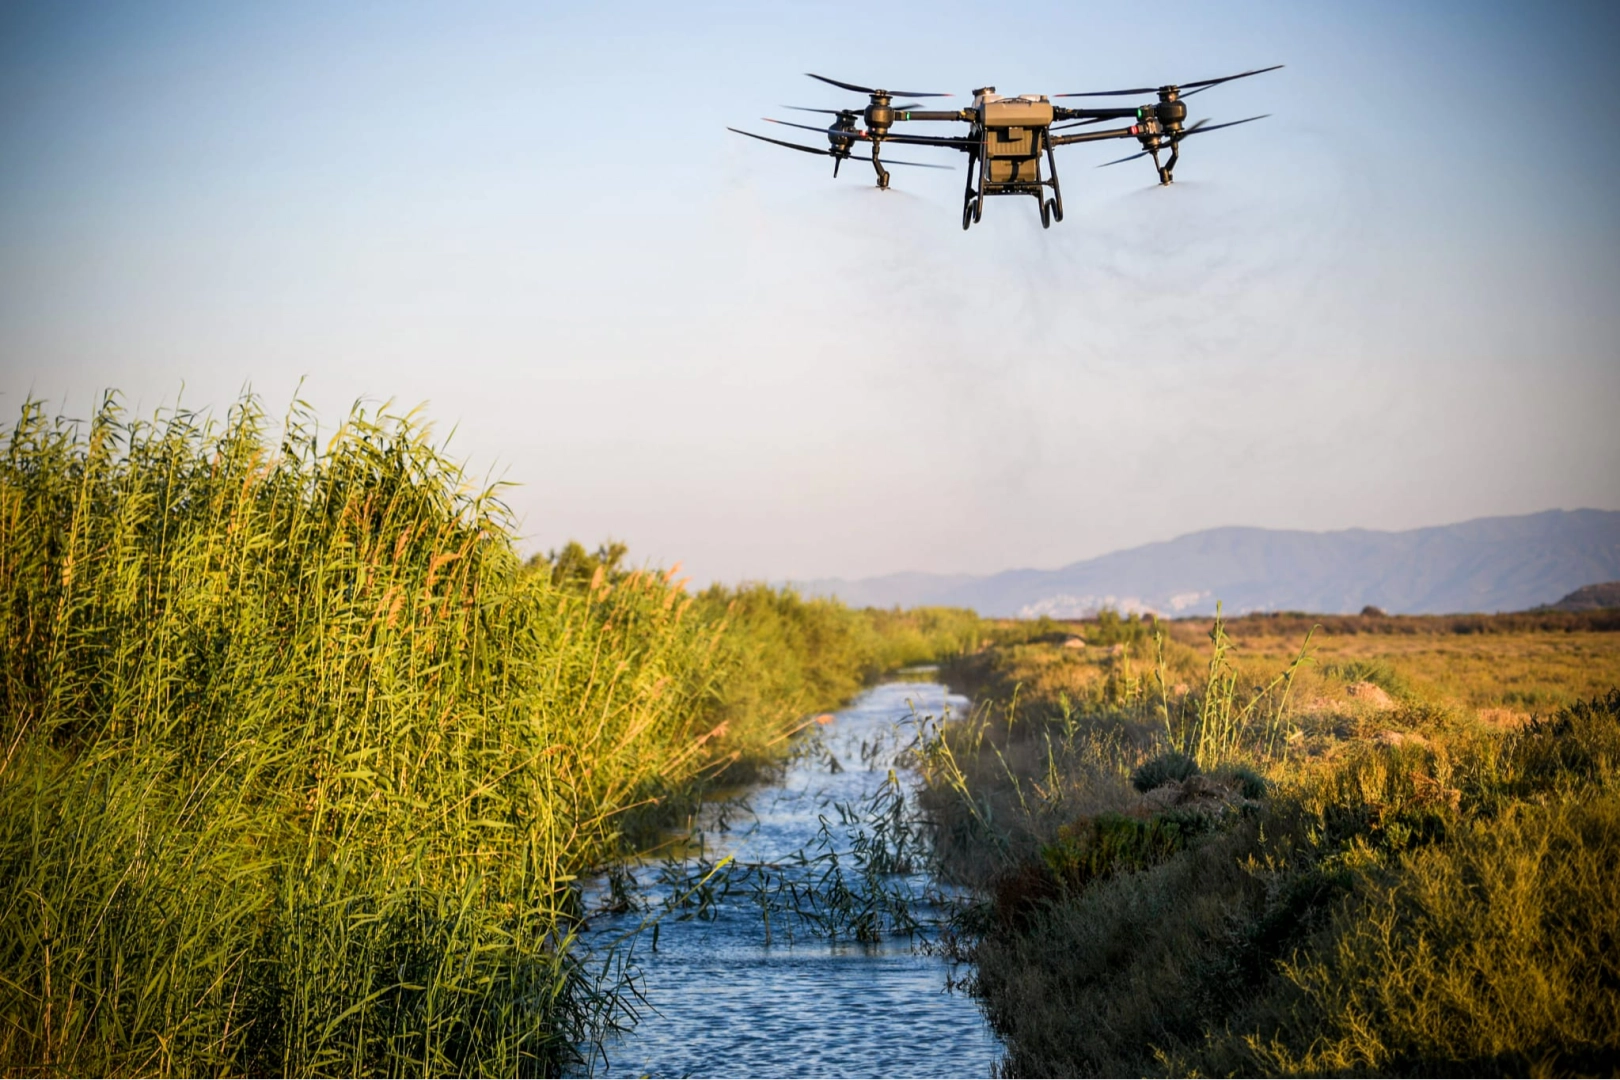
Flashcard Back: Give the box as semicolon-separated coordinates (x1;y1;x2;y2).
574;682;1000;1079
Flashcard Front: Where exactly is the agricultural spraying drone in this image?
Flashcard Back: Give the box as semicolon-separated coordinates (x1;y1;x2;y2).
729;66;1282;229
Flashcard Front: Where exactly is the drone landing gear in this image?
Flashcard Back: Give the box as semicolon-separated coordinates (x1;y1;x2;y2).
961;153;986;230
1043;143;1065;228
870;144;891;189
962;156;975;229
963;197;981;230
1152;139;1182;185
963;145;1068;230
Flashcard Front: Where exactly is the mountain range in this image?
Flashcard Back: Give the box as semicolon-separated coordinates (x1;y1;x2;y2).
795;509;1620;617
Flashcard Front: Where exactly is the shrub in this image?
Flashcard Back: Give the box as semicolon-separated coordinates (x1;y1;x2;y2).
1039;812;1199;891
1237;794;1620;1077
1322;656;1410;697
1130;750;1199;792
1224;763;1269;800
1087;607;1152;648
1499;687;1620;794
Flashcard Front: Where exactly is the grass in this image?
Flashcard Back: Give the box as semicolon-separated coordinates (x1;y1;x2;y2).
1198;614;1620;715
0;393;978;1077
921;609;1620;1077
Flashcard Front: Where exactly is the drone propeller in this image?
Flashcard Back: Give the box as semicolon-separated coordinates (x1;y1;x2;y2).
1177;114;1267;137
766;117;865;137
1050;116;1112;132
1181;69;1283;99
805;73;950;98
784;103;922;115
1056;64;1283;98
729;128;953;168
784;106;856;116
763;118;973;151
1096;115;1268;167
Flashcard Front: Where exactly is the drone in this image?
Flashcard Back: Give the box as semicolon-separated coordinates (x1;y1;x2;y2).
729;66;1281;229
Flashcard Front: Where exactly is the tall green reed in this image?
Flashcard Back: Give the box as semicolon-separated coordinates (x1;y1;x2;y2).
1155;606;1315;767
0;393;968;1076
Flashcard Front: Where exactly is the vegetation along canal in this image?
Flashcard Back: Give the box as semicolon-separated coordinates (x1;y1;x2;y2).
574;679;1000;1078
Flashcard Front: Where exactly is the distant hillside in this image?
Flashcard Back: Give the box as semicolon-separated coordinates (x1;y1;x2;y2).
797;509;1620;617
1538;581;1620;613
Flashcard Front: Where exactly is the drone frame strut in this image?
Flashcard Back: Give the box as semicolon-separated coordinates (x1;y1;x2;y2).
960;130;1065;231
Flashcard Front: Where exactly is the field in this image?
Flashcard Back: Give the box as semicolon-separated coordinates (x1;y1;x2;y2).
5;393;1616;1078
0;395;977;1077
923;610;1620;1076
1172;612;1620;714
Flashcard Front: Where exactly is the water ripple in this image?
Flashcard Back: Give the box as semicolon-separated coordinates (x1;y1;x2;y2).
575;682;1000;1079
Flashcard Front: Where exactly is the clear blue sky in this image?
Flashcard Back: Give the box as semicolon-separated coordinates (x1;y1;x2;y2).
2;0;1617;584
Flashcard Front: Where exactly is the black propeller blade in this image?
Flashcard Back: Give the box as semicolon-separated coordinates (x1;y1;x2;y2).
729;128;953;168
765;117;864;137
783;103;921;115
1056;84;1159;99
1176;114;1268;136
1057;64;1282;98
763;119;972;150
1050;117;1112;132
771;116;861;133
1098;147;1155;167
731;128;830;157
1095;115;1268;167
1180;65;1285;91
805;73;949;97
863;155;953;168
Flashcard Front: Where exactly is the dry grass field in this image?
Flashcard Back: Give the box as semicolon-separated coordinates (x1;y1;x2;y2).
1190;617;1620;714
966;611;1620;733
925;609;1620;1077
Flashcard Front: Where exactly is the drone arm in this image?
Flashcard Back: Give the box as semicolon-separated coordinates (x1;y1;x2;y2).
876;131;976;150
1049;125;1138;147
1052;106;1138;122
894;109;972;122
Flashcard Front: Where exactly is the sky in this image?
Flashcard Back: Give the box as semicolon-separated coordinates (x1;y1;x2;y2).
2;0;1617;585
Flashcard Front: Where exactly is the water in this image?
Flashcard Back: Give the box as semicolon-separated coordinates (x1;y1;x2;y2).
574;681;1001;1079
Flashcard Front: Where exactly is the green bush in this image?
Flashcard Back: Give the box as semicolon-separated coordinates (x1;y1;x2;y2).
1130;750;1199;792
1223;763;1269;800
1087;607;1152;648
1237;794;1620;1077
1499;687;1620;794
1322;656;1410;696
1039;812;1200;890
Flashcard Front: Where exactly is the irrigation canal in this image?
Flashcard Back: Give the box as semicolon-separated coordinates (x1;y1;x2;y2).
573;678;1002;1078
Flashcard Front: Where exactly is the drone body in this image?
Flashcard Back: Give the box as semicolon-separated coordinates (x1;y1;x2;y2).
960;90;1062;228
730;67;1281;229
